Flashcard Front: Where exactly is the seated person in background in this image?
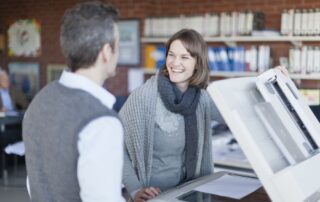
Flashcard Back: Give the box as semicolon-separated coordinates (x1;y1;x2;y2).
0;70;29;112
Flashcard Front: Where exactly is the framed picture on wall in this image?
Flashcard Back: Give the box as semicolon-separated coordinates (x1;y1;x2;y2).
47;64;67;83
8;62;39;99
8;19;41;57
118;20;140;65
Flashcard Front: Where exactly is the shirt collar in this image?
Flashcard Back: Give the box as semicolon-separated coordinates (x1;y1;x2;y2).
59;70;115;109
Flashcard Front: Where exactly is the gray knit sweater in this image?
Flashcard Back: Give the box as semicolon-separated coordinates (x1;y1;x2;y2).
119;75;224;194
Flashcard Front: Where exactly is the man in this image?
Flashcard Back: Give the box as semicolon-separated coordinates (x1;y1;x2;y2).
0;70;29;112
23;2;124;201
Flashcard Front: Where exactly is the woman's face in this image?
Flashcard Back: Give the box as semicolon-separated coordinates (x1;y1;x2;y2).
166;39;196;92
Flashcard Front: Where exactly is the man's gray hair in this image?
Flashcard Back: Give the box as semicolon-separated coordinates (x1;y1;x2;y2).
60;1;119;72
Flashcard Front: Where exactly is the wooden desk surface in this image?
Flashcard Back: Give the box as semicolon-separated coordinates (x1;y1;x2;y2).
210;187;270;202
150;172;271;202
178;187;270;202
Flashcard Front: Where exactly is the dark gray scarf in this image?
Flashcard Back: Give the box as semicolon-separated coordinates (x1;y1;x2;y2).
158;74;200;181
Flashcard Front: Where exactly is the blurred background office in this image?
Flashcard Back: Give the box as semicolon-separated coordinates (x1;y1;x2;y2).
2;0;320;201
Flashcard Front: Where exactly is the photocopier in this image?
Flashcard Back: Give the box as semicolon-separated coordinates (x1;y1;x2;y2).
149;69;320;202
207;68;320;202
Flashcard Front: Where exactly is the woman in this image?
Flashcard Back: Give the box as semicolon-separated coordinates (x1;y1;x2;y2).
119;29;224;202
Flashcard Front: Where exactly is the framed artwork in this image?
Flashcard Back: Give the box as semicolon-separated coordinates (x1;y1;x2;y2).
8;62;39;99
47;64;67;83
8;19;41;57
118;20;140;65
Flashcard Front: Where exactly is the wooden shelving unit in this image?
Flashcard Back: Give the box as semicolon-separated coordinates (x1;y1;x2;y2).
143;68;320;80
141;36;320;44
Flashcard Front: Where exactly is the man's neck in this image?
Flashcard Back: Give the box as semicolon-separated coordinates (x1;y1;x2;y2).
75;68;105;86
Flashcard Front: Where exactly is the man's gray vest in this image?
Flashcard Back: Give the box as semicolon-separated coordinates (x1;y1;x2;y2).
23;81;119;202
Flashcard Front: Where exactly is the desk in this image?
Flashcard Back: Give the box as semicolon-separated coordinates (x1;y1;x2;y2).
149;172;270;202
0;115;23;129
212;131;255;177
0;114;24;182
198;187;269;202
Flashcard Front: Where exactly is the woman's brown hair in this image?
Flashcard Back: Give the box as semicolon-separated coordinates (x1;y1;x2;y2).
161;29;210;89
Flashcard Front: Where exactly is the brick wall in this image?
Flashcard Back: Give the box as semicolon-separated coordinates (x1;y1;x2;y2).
0;0;319;95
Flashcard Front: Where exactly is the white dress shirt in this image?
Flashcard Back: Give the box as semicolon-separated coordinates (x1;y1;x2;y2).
59;71;125;202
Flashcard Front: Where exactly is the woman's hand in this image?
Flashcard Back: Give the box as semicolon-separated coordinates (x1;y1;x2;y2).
134;187;161;202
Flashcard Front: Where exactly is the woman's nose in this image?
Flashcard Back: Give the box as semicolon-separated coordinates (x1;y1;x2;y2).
172;57;181;66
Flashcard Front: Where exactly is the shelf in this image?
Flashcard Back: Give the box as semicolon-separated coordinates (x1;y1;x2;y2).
290;73;320;80
210;71;258;77
141;37;168;43
211;71;320;80
143;68;159;74
141;36;320;45
142;68;320;80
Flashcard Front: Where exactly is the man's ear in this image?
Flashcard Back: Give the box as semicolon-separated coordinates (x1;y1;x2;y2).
101;43;112;64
